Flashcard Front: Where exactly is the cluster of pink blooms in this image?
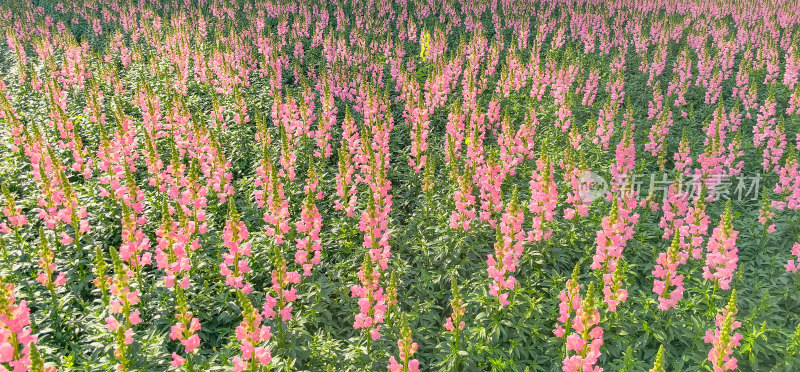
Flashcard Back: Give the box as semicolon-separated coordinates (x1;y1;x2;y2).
334;112;359;217
118;208;153;280
554;265;581;340
702;202;739;290
355;97;395;273
25;142;79;231
673;130;693;173
261;157;291;245
314;83;336;158
502;108;536;171
447;94;482;231
407;99;430;174
581;68;601;106
449;168;477;231
169;164;211;237
681;186;711;259
220;204;253;294
658;178;690;241
591;199;637;312
704;291;742;372
475;152;504;227
0;185;28;234
295;177;323;277
99;161;151;369
262;253;301;323
486;188;525;307
232;302;272;372
35;229;68;289
0;281;53;371
789;83;800;115
334;142;358;217
724;109;745;178
561;153;592;220
359;190;393;273
785;242;800;273
609;119;636;199
219;201;273;370
92;111;151;367
387;318;420;372
52;170;91;247
753;94;780;172
684;105;741;188
443;104;465;166
753;182;776;235
444;277;466;333
528;154;557;242
645;85;674;169
94;110;143;211
4;31;27;86
105;246;144;371
154;204;198;290
773;153;800;212
561;281;604;372
652;232;686;310
350;254;387;341
168;311;201;366
155;203;202;365
273;93;301;182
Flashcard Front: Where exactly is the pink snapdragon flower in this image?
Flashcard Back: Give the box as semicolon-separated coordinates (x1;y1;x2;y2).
561;281;604;372
449;167;476;231
786;243;800;273
702;202;738;290
220;203;253;294
591;199;636;312
528;155;557;242
704;291;742;372
0;279;53;371
262;252;301;322
554;265;581;339
444;277;466;333
350;253;387;341
681;185;710;259
487;188;525;307
652;232;686;310
387;316;420;372
233;301;272;371
295;164;323;276
35;228;68;289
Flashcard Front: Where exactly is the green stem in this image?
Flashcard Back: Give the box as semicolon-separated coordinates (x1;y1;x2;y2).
1;239;10;271
365;334;372;359
277;318;286;349
453;329;461;370
708;282;719;316
14;228;28;264
56;224;65;256
48;284;63;337
135;268;145;298
250;355;258;372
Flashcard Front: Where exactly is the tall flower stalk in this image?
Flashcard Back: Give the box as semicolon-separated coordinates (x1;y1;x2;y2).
387;314;420;372
704;290;742;371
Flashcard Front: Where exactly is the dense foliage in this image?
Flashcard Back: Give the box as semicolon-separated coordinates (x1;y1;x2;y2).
0;0;799;371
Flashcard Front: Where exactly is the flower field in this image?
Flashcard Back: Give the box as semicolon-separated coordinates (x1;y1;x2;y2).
1;0;800;370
